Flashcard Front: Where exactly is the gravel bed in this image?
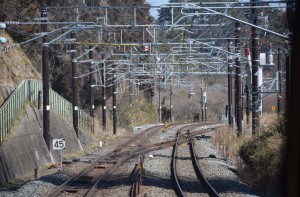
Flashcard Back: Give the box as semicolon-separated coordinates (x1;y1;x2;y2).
193;130;259;197
0;124;260;197
177;142;209;197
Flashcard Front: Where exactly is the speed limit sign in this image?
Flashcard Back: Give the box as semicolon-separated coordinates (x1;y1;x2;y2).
52;139;66;150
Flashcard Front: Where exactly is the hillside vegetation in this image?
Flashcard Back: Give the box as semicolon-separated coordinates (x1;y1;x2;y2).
0;31;40;105
238;114;286;196
0;32;40;86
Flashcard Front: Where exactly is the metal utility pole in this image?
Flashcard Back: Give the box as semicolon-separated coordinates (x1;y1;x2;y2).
245;46;252;124
251;0;260;134
242;82;244;117
277;48;282;114
112;64;117;135
169;78;173;122
158;75;162;123
41;4;51;150
235;22;242;137
71;31;79;137
227;39;233;126
101;54;106;132
285;43;291;110
89;46;95;132
245;84;250;123
204;103;207;122
201;88;204;121
202;90;207;121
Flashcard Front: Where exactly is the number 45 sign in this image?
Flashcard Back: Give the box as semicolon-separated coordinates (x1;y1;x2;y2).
53;139;66;150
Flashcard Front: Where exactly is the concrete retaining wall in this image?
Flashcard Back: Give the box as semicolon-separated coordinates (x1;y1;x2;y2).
0;107;96;186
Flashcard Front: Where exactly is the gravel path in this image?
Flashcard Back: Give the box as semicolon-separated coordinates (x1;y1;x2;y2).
0;124;259;197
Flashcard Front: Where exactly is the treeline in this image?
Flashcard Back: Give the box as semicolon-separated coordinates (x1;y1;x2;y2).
0;0;154;111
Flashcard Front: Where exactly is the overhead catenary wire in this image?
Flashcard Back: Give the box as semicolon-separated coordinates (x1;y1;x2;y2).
0;24;75;53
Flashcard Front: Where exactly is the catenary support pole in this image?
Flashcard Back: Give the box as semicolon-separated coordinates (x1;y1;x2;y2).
101;54;106;132
41;4;51;150
245;46;252;125
245;83;250;124
285;43;291;110
112;64;117;135
170;77;173;122
71;31;78;137
201;88;204;121
242;82;244;118
235;23;242;137
89;46;95;132
277;48;282;114
251;0;260;134
227;39;233;126
204;103;207;122
158;75;162;123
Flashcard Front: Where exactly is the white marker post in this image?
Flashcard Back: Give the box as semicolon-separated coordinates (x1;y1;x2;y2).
53;139;66;170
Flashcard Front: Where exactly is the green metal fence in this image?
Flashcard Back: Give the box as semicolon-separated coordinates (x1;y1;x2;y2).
0;80;94;145
49;88;94;133
50;90;73;125
0;80;40;145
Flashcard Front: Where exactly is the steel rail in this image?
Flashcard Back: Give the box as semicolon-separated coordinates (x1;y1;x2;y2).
84;125;165;197
47;123;222;197
47;152;116;197
47;125;163;197
171;130;186;197
169;123;222;197
130;163;142;197
188;130;221;197
83;156;130;197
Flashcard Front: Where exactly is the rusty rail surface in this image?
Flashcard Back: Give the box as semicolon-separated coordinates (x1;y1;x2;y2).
130;161;143;197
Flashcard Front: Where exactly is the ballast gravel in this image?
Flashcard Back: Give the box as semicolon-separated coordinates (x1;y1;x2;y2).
0;124;259;197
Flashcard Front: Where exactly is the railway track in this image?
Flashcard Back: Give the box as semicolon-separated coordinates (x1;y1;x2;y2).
48;123;223;197
171;127;221;197
48;125;163;197
188;130;221;197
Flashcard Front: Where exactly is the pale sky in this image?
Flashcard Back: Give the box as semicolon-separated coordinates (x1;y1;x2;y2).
147;0;169;6
147;0;169;18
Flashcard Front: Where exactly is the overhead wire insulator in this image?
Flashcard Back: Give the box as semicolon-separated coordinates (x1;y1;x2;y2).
4;21;20;25
0;37;7;44
244;46;252;65
266;43;274;66
0;22;6;29
244;47;250;56
1;44;19;51
202;91;207;103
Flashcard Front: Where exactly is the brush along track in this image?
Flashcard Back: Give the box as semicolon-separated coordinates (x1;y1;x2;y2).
171;127;221;197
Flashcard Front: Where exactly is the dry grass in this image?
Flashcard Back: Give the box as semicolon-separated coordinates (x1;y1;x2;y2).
0;32;40;86
63;142;100;161
212;125;239;161
211;113;286;196
116;94;158;129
